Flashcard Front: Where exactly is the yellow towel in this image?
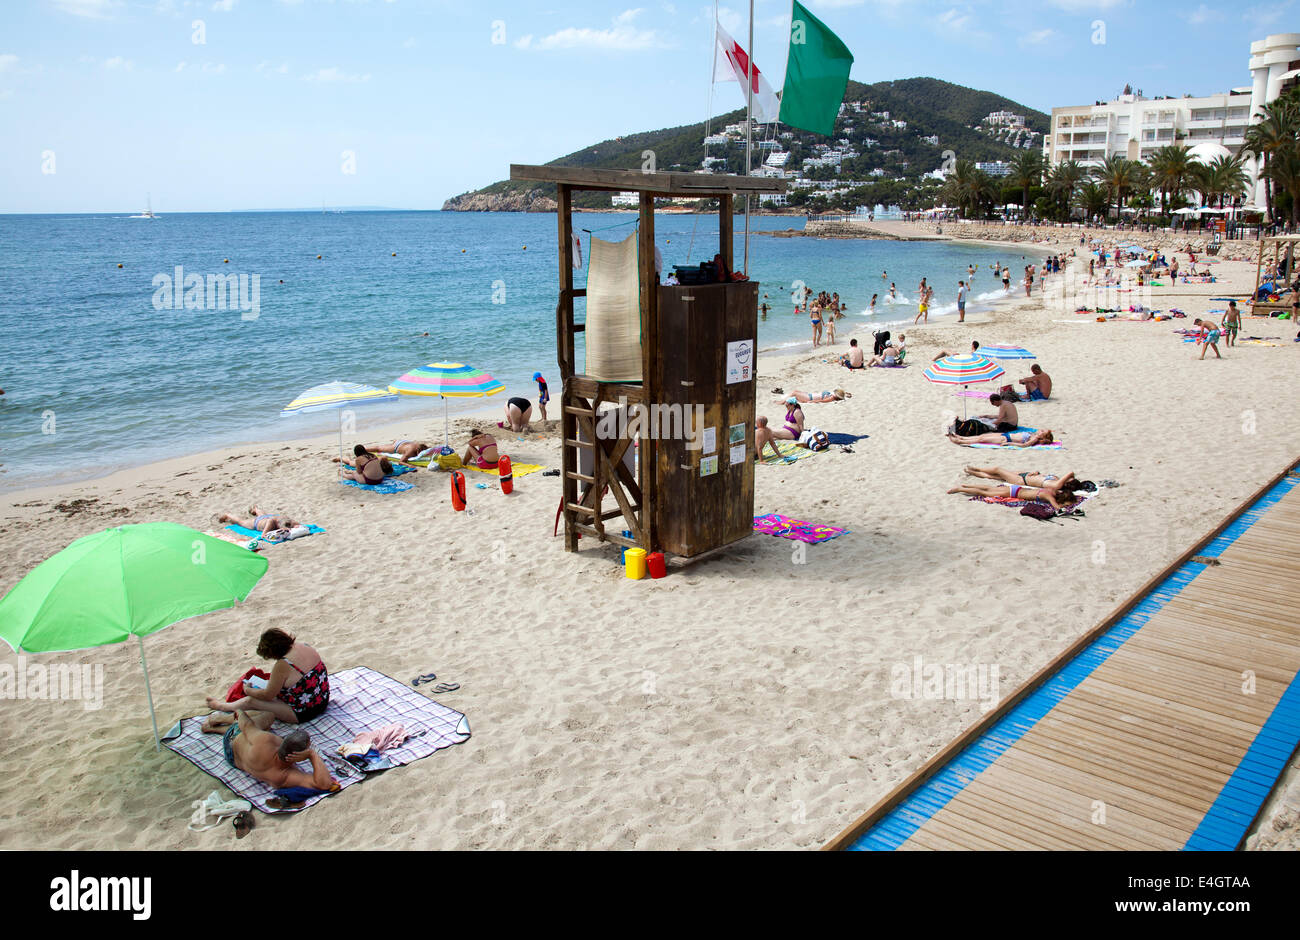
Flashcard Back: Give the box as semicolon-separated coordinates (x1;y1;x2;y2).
464;461;546;478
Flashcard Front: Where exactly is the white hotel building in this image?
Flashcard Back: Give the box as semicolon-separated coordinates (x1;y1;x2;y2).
1044;33;1300;207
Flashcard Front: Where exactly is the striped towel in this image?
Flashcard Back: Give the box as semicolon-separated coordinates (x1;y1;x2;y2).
161;667;470;814
758;440;820;464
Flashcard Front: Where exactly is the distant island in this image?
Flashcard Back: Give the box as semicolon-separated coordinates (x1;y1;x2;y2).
443;77;1048;214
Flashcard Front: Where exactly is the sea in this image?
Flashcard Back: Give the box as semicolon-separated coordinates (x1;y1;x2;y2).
0;210;1046;490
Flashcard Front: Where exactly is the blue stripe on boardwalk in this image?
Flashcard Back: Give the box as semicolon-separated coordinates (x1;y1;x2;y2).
1185;671;1300;850
848;464;1300;852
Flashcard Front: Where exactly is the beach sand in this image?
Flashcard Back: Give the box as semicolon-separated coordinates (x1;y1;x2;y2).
1;242;1297;851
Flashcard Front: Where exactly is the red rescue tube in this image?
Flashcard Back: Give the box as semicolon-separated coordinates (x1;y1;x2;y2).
450;470;467;511
498;455;513;494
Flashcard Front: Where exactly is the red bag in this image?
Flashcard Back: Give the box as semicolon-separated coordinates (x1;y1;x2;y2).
227;668;270;702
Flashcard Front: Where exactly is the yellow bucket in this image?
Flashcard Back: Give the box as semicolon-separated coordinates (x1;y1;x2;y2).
624;548;647;580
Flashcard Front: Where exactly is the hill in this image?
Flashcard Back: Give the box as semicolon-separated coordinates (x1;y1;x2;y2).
442;77;1048;211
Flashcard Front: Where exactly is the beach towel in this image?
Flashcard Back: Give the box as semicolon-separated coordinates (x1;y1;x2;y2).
968;491;1095;511
339;476;414;494
464;461;546;478
161;667;471;814
753;513;849;543
585;231;642;382
963;428;1063;450
224;523;326;543
758;440;820;464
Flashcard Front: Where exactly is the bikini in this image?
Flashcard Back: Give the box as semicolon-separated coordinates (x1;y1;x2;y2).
784;408;800;437
252;513;282;531
277;657;330;723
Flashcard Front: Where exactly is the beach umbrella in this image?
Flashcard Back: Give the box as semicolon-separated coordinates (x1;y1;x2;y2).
281;380;399;473
923;354;1005;418
389;362;505;447
0;523;267;749
982;344;1036;359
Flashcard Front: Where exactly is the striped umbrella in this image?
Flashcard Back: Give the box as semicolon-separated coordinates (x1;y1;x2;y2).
981;344;1036;360
923;354;1005;419
281;381;399;473
389;362;505;446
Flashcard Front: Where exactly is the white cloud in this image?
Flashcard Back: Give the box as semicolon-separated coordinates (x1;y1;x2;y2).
1020;28;1057;46
1184;3;1220;23
304;67;371;83
514;35;533;49
402;38;417;48
1245;0;1294;24
212;0;237;11
103;56;133;71
175;61;186;71
0;54;18;73
1045;0;1125;10
936;8;971;29
255;61;290;74
532;9;663;51
51;0;120;17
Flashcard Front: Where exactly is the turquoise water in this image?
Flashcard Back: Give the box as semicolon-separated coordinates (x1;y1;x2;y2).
0;210;1042;488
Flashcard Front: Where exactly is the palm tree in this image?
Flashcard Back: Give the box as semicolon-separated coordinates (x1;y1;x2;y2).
1147;145;1193;216
1008;151;1044;218
1239;92;1299;222
1266;143;1300;224
1191;155;1250;209
1046;160;1086;220
1093;155;1140;220
942;160;998;220
1073;180;1109;220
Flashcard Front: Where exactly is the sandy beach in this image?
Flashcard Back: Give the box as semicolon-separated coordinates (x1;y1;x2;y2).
1;241;1297;851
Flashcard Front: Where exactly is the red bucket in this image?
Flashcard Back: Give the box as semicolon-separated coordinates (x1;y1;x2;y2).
646;552;667;579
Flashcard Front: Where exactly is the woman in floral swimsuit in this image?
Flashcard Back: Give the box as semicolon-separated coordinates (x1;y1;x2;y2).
205;628;330;725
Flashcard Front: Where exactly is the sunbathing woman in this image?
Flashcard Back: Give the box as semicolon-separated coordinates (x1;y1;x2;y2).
772;399;805;440
462;429;499;468
361;439;433;461
786;388;850;403
947;480;1065;511
218;506;298;534
332;445;393;484
947;428;1055;447
867;345;903;367
963;466;1076;495
204;627;331;728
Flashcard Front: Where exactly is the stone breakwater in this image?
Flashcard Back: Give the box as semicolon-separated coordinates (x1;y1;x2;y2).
784;218;1263;262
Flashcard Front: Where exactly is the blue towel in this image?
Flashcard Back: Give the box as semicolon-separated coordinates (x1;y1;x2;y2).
274;785;332;802
343;461;415;476
339;477;414;494
225;523;326;541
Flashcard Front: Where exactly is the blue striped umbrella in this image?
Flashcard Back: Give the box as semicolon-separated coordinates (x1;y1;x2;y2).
389;362;505;446
281;381;399;473
981;344;1036;360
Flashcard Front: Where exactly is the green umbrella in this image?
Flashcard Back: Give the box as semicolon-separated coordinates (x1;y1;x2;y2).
0;523;268;749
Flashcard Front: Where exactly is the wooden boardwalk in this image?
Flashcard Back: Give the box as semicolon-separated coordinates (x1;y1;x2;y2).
828;460;1300;851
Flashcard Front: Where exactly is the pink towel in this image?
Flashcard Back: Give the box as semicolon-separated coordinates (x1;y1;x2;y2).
351;723;408;753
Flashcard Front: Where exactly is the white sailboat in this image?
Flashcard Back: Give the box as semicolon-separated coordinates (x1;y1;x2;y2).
130;194;159;220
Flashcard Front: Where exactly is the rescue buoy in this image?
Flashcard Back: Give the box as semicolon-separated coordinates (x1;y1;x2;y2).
498;455;513;495
450;470;467;510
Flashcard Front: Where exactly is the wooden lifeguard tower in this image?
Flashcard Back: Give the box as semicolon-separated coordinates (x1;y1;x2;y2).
1249;234;1300;317
511;165;785;560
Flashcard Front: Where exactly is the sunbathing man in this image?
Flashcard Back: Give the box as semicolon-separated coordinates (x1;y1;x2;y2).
786;389;850;403
934;340;980;361
462;429;499;469
947;480;1065;511
979;393;1019;432
206;710;338;794
947;428;1055;447
753;416;785;461
964;465;1076;495
361;439;433;461
841;338;865;369
1017;363;1052;400
218;506;298;534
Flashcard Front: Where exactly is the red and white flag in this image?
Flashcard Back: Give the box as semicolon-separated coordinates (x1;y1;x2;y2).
714;20;779;123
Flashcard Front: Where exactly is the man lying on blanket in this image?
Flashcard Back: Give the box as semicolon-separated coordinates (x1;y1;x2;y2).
213;711;339;794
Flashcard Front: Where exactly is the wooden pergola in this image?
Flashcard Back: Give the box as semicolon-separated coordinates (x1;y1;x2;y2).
510;165;785;560
1250;234;1300;317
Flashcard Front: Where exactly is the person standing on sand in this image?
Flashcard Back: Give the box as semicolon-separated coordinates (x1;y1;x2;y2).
1220;301;1240;348
533;372;549;422
1193;318;1222;360
957;280;968;322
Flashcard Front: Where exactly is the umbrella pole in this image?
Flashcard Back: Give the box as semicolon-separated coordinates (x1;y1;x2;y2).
443;396;449;449
337;411;343;478
138;635;161;751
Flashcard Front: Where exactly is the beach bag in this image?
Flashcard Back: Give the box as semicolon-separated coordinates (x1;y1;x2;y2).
227;668;270;702
1019;503;1056;521
799;428;830;452
953;418;985;437
998;385;1021;402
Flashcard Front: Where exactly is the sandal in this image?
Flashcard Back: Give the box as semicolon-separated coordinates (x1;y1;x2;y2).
431;682;460;694
411;672;437;686
233;811;255;838
265;797;306;811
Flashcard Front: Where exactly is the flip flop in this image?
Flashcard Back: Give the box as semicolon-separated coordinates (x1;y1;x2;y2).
233;811;255;838
265;797;306;811
431;682;460;694
411;672;437;686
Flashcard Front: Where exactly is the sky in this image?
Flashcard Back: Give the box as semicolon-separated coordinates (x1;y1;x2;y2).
0;0;1292;212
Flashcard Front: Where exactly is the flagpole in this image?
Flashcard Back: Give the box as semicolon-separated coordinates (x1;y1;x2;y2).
743;0;753;275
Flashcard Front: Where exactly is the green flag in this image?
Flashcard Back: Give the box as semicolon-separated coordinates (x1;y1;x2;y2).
779;1;854;136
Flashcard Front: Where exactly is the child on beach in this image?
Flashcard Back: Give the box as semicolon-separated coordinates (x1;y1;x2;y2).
1193;318;1223;360
824;309;836;344
533;371;549;421
1220;301;1240;348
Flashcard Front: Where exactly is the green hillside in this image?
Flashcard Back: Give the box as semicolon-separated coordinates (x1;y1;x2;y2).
444;77;1048;210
